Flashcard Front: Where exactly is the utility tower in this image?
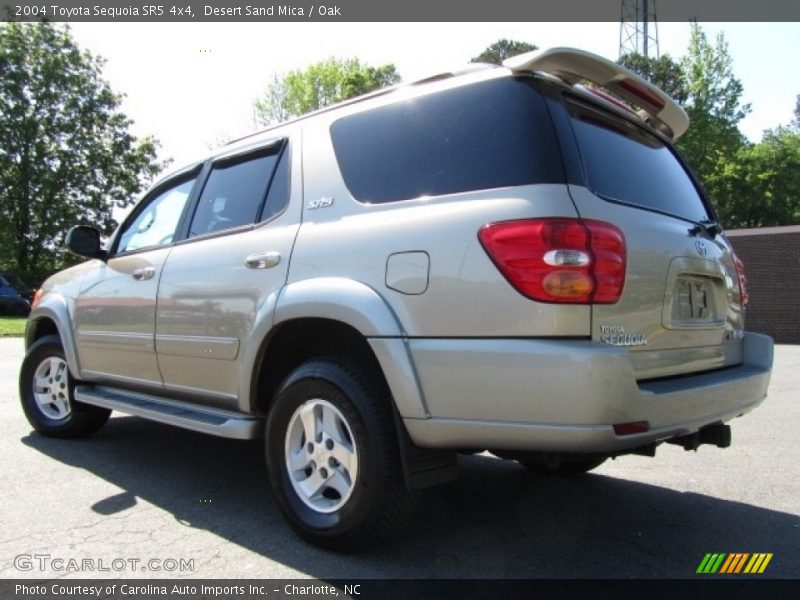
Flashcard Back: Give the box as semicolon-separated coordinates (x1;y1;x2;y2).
619;0;660;59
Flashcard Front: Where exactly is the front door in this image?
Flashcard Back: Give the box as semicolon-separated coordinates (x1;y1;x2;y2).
74;173;198;388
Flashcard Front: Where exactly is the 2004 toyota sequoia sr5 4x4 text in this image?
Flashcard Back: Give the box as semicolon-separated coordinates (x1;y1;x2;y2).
19;48;773;550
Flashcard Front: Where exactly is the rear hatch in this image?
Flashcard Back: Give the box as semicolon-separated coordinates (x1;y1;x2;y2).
562;94;745;379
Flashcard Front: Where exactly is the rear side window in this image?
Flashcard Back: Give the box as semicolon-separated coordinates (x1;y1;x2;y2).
330;78;564;204
566;97;711;222
189;149;280;238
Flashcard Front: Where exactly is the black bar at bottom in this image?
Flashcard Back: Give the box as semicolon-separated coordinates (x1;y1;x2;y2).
2;579;799;600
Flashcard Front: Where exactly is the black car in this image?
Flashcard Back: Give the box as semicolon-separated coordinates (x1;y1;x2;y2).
0;272;32;316
0;271;34;302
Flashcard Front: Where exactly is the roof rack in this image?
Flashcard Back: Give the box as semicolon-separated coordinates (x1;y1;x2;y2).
503;47;689;141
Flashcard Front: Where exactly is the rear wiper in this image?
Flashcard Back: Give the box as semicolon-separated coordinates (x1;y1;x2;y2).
688;219;722;237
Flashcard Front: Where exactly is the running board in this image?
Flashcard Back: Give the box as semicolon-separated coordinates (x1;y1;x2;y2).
74;385;263;440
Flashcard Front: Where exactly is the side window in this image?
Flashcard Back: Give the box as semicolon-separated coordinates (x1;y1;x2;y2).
260;148;290;222
188;151;279;238
117;178;196;254
329;78;564;204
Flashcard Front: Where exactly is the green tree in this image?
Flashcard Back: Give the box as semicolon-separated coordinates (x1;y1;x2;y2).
677;24;750;207
256;72;290;125
715;128;800;228
617;52;688;104
793;94;799;127
0;22;165;284
255;57;400;125
471;39;537;65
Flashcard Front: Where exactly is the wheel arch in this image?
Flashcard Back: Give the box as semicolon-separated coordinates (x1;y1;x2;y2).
245;316;428;421
237;277;428;420
25;296;81;377
274;277;406;337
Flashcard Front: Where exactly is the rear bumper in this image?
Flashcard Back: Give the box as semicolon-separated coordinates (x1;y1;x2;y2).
403;332;773;453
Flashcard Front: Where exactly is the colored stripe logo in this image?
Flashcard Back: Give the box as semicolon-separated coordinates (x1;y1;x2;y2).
696;553;773;574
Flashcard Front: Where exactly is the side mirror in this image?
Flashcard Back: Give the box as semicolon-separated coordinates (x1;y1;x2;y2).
65;226;108;261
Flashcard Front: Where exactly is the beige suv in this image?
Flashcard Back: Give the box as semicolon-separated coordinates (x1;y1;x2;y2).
19;48;773;549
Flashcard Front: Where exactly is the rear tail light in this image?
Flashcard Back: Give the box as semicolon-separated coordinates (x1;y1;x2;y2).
616;79;666;111
732;252;749;308
478;218;626;304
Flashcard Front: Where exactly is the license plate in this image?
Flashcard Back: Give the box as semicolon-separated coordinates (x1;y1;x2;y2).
674;278;714;322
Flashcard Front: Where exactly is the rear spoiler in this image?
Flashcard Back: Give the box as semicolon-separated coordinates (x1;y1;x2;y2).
503;48;689;142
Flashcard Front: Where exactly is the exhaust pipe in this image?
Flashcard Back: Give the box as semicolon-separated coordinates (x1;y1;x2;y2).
668;423;731;451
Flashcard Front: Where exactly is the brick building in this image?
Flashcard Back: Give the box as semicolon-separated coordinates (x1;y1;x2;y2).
727;225;800;344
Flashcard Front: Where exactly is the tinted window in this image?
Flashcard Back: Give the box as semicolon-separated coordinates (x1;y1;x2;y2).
117;178;196;253
330;78;564;203
189;151;279;238
567;97;711;222
260;148;290;222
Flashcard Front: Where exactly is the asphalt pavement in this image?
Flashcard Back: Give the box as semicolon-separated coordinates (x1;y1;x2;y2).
1;337;797;579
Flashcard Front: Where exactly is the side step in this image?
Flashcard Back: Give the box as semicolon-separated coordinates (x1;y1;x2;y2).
74;385;263;440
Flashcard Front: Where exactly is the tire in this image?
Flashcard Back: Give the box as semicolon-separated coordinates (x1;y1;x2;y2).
265;357;417;551
520;455;607;476
19;335;111;438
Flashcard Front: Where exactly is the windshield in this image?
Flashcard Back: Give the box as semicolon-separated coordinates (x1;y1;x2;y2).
567;96;712;223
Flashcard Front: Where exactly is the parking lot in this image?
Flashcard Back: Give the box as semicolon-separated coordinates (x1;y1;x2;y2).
0;337;797;579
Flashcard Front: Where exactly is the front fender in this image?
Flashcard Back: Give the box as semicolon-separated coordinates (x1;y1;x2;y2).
26;295;81;378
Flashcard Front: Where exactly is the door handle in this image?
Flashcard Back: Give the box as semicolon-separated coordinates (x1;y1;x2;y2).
132;267;156;281
245;251;281;269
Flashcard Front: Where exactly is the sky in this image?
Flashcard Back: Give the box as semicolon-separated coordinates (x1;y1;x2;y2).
68;22;800;171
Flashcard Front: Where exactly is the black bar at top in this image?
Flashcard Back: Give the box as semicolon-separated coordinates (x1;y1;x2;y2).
2;0;800;23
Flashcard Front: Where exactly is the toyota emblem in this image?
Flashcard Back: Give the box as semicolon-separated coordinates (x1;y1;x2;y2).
695;240;708;256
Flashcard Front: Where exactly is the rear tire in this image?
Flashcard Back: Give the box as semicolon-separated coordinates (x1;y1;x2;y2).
19;335;111;438
265;357;417;551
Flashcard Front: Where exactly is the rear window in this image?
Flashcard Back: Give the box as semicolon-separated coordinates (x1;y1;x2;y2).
330;78;564;204
567;97;710;222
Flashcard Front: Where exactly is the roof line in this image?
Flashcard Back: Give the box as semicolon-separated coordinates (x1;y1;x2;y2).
224;63;499;146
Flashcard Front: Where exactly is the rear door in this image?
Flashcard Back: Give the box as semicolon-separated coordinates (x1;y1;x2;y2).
561;95;745;379
154;139;298;410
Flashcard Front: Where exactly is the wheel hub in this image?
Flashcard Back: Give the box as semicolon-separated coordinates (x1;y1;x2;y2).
285;398;358;513
32;356;71;421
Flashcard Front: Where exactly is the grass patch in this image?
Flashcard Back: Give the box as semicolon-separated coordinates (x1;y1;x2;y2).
0;317;27;337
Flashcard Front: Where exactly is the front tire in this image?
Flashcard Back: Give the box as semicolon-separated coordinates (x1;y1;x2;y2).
265;358;417;551
19;335;111;438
